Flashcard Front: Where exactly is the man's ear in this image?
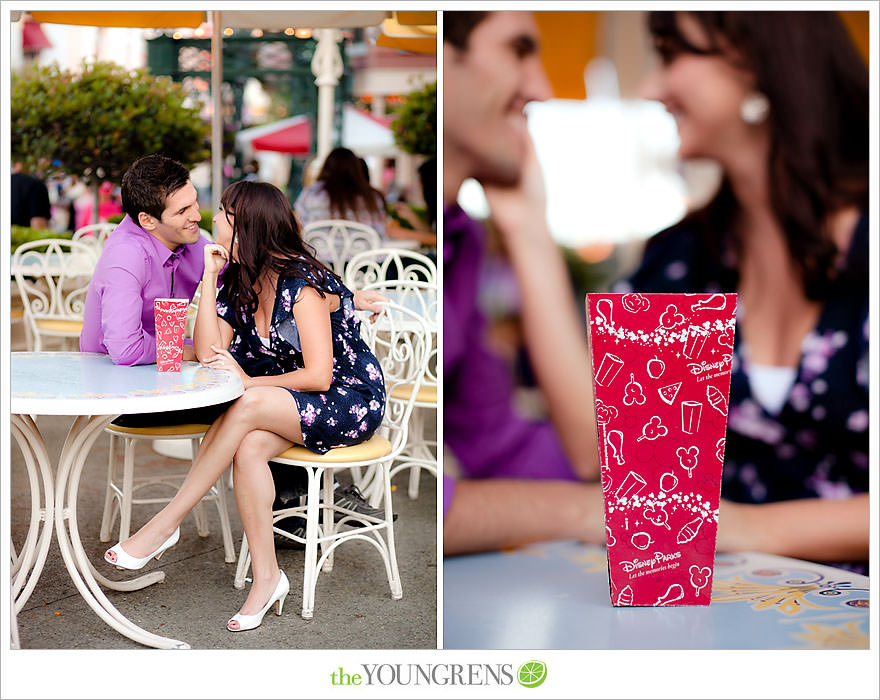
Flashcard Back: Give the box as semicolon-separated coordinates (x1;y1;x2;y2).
137;212;156;230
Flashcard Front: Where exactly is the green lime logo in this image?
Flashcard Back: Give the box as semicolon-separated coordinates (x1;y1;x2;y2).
517;660;547;688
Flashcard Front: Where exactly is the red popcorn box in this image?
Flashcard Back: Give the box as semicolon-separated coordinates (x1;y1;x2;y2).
154;298;189;372
587;292;737;606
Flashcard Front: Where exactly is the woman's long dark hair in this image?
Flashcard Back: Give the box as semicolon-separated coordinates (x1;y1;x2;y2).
317;147;385;219
219;180;339;322
649;11;869;300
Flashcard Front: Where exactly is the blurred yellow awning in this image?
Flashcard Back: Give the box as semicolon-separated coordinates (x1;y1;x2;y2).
534;11;600;100
396;11;436;27
31;11;205;29
376;12;436;55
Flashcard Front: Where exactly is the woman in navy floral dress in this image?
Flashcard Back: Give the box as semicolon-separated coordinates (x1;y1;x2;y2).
214;252;385;454
105;181;386;631
614;11;868;571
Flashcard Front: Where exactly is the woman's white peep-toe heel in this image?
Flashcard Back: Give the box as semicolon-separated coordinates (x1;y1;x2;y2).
104;528;180;571
227;570;289;632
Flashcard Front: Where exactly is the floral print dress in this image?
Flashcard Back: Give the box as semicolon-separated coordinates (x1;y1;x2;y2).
216;262;385;454
614;212;868;569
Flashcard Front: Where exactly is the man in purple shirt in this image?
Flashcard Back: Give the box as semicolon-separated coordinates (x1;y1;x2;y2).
81;154;206;365
443;12;604;554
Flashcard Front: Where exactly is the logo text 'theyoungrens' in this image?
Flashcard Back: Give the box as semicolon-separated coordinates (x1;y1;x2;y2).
330;664;516;687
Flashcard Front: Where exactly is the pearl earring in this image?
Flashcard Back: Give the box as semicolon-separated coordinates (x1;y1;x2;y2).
740;91;770;125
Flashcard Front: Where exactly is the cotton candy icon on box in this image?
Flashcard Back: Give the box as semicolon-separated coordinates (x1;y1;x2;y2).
587;292;736;606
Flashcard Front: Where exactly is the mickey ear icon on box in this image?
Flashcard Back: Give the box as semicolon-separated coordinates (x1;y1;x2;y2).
587;292;737;607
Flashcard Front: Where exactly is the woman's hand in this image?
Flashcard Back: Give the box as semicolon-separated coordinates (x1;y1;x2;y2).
715;500;763;553
203;243;228;277
352;289;389;323
202;344;252;388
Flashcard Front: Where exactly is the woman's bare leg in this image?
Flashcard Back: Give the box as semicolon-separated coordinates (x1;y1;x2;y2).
227;428;294;629
107;387;303;561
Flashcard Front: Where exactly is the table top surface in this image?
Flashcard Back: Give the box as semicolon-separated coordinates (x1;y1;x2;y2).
11;352;243;416
443;541;869;650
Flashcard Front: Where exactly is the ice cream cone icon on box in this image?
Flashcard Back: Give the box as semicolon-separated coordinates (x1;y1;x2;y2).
588;292;736;606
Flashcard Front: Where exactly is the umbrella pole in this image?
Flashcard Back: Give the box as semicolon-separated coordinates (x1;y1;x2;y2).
211;10;223;214
311;28;343;167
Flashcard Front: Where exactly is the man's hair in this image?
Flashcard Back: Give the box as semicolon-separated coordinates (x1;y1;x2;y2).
121;154;191;221
444;11;489;49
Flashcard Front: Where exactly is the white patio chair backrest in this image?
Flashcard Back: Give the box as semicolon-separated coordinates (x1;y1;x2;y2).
302;219;382;275
357;301;432;454
72;223;116;250
343;247;437;290
12;239;99;349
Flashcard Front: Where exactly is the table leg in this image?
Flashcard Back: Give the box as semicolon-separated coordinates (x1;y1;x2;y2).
53;415;190;649
10;414;55;614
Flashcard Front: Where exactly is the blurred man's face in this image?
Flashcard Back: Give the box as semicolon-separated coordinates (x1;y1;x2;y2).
444;12;552;191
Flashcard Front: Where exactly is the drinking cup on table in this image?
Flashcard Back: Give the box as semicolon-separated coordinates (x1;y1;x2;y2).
154;298;188;372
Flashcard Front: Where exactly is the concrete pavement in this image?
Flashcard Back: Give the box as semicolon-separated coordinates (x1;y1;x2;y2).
10;412;438;650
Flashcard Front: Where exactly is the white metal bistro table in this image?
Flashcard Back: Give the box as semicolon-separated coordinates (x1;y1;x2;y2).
10;352;243;650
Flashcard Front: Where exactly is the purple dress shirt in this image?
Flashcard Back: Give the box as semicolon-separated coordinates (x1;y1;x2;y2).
443;204;576;518
80;215;208;365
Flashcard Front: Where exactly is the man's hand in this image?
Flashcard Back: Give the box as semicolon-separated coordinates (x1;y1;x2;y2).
482;128;548;241
352;288;389;324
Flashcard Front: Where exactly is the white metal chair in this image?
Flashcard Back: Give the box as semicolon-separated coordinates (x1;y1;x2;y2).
72;222;116;250
343;247;437;289
302;219;382;276
345;250;438;502
12;238;98;351
100;422;237;563
232;302;432;619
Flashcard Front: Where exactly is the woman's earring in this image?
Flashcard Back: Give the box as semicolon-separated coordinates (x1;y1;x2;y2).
740;91;770;125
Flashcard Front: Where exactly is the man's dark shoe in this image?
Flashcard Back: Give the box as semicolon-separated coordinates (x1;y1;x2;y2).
273;518;306;550
272;484;398;550
331;484;397;522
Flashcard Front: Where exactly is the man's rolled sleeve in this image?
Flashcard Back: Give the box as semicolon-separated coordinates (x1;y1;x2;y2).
100;264;156;365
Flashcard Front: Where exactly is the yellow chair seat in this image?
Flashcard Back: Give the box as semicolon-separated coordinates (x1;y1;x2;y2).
11;308;24;320
275;434;392;463
35;318;83;334
106;423;211;437
390;383;436;404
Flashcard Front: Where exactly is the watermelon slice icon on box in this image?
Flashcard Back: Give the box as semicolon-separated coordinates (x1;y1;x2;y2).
658;381;682;405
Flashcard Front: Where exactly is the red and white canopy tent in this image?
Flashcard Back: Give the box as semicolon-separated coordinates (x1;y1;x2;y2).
236;105;395;157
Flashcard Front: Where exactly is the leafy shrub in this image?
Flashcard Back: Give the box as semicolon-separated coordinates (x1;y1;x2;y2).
391;81;436;158
11;60;209;184
11;225;72;253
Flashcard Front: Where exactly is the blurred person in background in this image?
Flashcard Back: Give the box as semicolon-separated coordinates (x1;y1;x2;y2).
295;146;389;234
295;146;435;247
617;11;869;570
443;11;605;556
11;162;51;229
75;180;123;231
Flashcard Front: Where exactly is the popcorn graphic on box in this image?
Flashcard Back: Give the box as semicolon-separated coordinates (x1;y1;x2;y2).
588;293;736;606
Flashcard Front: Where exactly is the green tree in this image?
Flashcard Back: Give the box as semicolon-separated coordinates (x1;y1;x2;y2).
390;81;436;158
11;60;209;184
